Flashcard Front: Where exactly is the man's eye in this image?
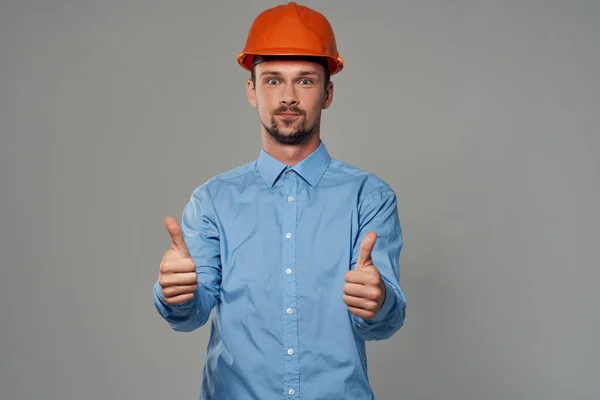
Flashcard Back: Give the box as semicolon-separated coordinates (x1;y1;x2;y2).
266;79;280;85
299;79;312;85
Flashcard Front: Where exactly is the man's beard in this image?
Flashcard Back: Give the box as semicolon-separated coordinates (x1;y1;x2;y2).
262;105;315;145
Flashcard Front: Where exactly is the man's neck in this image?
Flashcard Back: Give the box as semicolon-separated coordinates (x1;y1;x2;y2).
261;131;321;166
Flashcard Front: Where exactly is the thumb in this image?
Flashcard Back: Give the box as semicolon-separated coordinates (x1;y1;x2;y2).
164;216;190;258
356;231;377;269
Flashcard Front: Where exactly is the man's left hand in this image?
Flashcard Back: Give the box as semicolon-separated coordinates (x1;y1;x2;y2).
343;231;386;320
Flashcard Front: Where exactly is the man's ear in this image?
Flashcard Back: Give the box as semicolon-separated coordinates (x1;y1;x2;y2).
247;78;257;108
323;80;334;110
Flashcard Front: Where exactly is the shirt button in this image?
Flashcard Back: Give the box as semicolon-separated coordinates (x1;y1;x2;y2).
285;232;292;239
287;170;293;175
287;348;294;355
287;196;294;202
287;308;293;314
289;388;295;395
285;268;292;275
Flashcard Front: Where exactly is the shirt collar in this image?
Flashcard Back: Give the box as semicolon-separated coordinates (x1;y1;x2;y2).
257;140;332;188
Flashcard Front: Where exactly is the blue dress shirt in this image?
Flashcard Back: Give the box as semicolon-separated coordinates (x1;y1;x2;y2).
153;140;406;399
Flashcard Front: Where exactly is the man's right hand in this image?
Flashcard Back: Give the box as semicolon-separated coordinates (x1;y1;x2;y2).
158;216;198;305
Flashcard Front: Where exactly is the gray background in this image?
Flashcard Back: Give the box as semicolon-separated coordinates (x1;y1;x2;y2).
1;0;598;399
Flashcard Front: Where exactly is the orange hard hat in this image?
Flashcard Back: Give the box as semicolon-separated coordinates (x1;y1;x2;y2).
237;2;344;75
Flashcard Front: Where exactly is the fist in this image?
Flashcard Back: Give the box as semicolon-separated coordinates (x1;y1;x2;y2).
158;216;198;305
343;231;386;320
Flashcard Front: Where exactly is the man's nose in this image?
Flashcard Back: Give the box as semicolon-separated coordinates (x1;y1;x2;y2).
281;85;299;106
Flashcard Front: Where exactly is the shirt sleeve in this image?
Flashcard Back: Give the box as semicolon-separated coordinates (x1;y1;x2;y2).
153;185;222;332
349;187;406;341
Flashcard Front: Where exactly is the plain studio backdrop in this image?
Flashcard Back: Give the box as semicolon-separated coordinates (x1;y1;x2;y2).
1;1;599;399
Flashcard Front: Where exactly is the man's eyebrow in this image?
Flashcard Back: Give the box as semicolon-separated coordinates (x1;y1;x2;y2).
298;71;320;77
260;71;283;78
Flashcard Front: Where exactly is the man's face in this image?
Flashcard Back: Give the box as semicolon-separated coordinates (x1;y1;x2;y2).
247;59;333;145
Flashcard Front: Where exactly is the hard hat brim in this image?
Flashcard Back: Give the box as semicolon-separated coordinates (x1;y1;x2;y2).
237;49;344;75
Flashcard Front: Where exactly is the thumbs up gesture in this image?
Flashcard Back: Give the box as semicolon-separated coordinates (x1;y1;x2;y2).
158;216;198;305
343;232;386;320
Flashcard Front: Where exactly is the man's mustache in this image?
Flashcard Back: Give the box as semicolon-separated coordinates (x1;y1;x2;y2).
273;106;306;116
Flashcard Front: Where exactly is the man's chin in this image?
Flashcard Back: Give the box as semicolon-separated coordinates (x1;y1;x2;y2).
274;124;304;137
268;130;313;145
277;129;300;137
277;121;303;130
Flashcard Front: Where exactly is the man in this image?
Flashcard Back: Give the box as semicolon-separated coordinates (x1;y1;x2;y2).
153;2;406;399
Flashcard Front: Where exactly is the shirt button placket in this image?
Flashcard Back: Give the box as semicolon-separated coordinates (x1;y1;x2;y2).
282;168;299;398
